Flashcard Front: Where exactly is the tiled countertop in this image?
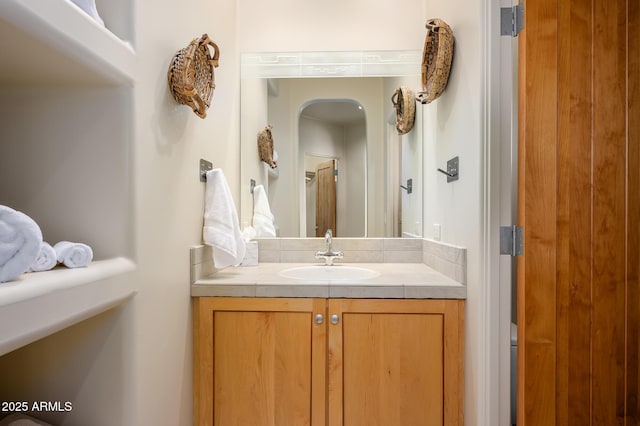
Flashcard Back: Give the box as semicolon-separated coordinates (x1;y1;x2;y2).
191;262;466;299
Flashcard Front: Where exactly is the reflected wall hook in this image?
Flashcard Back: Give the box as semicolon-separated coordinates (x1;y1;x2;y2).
400;178;413;194
437;156;459;183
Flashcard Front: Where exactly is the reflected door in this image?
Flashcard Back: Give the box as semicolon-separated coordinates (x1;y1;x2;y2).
316;159;337;237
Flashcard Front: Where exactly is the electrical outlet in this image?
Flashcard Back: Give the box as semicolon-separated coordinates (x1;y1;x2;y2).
433;224;441;241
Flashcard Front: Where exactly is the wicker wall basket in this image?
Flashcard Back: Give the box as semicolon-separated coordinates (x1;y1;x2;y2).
391;86;416;135
168;34;220;119
417;19;454;104
257;125;277;168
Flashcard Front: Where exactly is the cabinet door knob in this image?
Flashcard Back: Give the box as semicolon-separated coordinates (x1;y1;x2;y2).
330;314;340;325
315;314;324;324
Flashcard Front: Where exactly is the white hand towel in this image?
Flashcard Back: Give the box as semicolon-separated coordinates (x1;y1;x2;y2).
203;169;246;268
242;225;257;242
252;184;276;237
54;241;93;268
0;205;43;283
29;242;57;272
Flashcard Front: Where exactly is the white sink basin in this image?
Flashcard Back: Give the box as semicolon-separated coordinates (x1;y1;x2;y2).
278;265;380;281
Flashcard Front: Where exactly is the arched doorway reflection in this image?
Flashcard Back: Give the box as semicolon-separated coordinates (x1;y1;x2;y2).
299;99;367;237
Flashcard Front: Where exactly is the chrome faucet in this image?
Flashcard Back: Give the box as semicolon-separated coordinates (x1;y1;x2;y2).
315;229;343;266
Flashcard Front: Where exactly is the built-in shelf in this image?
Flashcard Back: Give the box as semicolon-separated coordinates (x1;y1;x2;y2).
0;0;136;87
0;0;135;358
0;258;137;356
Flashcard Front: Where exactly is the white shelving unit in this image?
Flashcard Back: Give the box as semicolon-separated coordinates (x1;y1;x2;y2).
0;0;137;355
0;0;135;86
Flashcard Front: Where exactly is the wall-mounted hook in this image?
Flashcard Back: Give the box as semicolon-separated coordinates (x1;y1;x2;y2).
250;179;256;194
400;178;413;194
200;158;213;181
437;156;459;183
437;168;455;177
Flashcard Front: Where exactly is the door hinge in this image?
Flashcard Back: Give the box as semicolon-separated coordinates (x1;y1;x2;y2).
501;1;524;37
500;225;523;256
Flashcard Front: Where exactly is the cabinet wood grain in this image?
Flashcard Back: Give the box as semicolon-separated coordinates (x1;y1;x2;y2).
327;299;463;426
194;298;326;426
194;297;464;426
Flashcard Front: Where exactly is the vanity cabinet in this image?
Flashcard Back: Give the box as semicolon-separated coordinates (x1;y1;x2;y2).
193;297;464;426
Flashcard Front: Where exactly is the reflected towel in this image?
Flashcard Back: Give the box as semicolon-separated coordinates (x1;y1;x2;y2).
0;205;43;283
203;169;246;268
29;242;57;272
252;184;276;237
54;241;93;268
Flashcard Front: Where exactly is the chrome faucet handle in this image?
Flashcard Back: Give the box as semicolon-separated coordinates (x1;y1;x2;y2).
324;229;333;251
315;229;343;265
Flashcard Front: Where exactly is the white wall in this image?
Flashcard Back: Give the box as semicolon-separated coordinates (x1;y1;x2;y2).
237;0;425;52
240;78;269;230
344;123;367;237
128;0;240;424
421;2;486;425
264;79;294;236
401;104;424;237
382;77;424;238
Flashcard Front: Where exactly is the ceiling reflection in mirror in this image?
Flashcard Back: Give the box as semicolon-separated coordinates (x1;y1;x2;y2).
240;50;424;238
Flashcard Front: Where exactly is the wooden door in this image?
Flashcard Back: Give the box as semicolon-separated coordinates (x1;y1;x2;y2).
518;0;639;424
316;159;336;237
193;298;327;426
327;299;464;426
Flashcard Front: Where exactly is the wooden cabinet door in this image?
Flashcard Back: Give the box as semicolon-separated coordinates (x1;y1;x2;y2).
327;299;464;426
193;298;327;426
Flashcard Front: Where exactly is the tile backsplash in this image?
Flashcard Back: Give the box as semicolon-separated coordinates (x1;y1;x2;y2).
190;238;466;284
423;239;467;284
257;238;423;263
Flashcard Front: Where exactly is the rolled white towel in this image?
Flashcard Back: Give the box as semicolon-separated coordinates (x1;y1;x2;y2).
0;205;43;283
69;0;105;25
0;413;54;425
29;242;58;272
54;241;93;268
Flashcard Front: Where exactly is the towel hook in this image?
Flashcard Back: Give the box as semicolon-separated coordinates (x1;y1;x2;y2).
400;178;413;194
250;179;256;194
200;158;213;182
437;156;459;183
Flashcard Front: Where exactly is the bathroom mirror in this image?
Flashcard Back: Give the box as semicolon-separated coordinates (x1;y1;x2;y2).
240;50;424;238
